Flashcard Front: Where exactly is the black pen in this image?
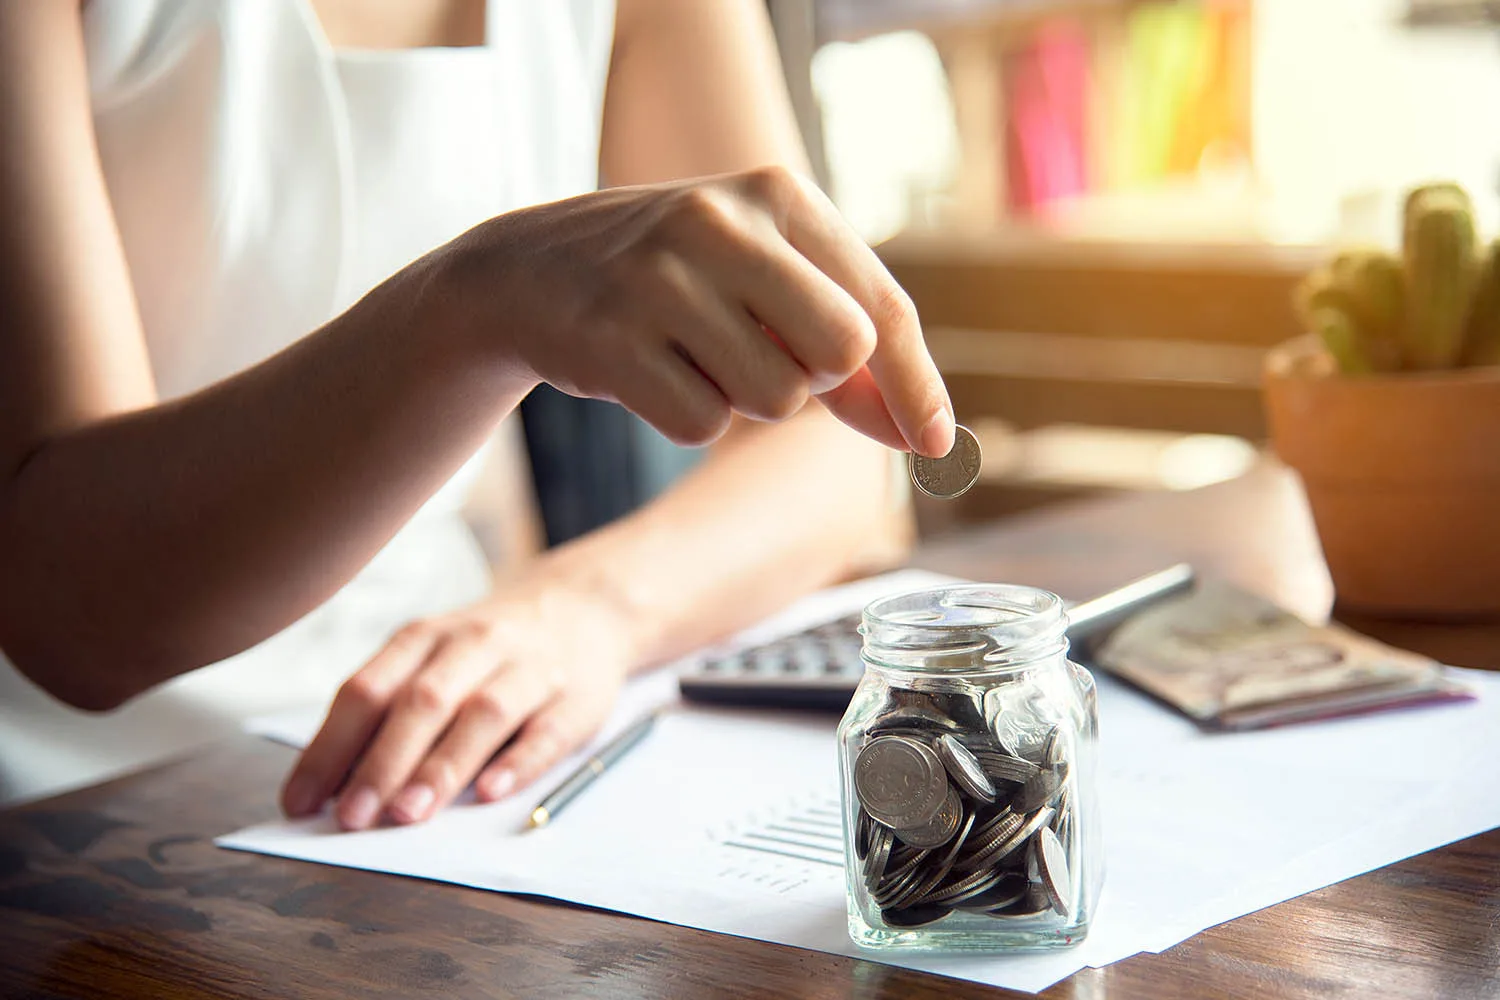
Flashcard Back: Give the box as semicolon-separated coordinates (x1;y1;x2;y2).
526;710;661;830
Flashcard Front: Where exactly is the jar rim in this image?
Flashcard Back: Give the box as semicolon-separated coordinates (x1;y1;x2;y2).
863;583;1065;630
860;584;1069;673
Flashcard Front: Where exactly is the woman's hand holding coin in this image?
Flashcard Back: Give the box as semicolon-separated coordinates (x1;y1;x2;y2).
429;165;956;459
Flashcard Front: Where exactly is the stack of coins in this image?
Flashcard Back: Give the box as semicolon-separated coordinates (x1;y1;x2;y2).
850;694;1075;929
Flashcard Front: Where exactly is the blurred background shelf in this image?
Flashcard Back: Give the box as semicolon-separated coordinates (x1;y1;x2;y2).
877;231;1314;532
816;0;1129;44
764;0;1500;537
1404;0;1500;26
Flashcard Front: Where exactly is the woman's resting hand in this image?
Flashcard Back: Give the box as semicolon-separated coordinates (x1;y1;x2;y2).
280;579;634;829
435;165;955;458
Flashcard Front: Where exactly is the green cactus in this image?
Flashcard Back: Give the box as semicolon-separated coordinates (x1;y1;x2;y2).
1295;252;1404;373
1297;299;1372;374
1294;182;1499;373
1462;239;1500;367
1332;250;1405;370
1403;181;1470;250
1402;185;1478;370
1312;305;1375;374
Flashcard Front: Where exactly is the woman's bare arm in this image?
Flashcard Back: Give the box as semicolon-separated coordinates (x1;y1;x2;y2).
1;3;949;720
0;5;535;709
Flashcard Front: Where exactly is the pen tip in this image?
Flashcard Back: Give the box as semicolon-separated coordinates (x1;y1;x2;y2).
528;806;550;829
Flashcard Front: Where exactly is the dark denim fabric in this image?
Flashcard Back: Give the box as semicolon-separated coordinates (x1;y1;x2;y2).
519;384;703;547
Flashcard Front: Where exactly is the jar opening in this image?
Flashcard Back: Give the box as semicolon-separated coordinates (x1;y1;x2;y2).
861;584;1068;673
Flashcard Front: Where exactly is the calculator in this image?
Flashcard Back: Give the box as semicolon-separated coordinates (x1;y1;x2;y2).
677;565;1194;711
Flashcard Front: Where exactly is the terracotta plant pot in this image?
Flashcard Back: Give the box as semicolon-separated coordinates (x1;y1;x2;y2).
1263;335;1500;619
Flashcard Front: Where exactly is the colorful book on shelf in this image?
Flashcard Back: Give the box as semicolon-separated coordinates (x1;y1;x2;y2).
1003;19;1091;210
998;1;1252;212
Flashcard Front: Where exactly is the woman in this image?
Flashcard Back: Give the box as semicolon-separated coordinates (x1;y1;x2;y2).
0;0;954;829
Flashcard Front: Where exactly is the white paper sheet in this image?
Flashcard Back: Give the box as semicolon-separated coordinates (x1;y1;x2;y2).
219;575;1500;994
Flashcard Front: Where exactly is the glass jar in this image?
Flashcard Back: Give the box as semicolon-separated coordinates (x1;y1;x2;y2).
837;584;1102;951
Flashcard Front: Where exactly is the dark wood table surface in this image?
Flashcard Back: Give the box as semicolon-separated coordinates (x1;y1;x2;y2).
5;464;1499;1000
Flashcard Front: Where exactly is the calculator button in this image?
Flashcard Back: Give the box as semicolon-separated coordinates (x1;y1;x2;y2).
751;650;784;673
791;644;826;673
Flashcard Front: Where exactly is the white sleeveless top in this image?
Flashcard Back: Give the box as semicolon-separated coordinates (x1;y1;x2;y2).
0;0;616;803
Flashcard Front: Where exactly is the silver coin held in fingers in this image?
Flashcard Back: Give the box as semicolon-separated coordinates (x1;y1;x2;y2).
908;424;982;499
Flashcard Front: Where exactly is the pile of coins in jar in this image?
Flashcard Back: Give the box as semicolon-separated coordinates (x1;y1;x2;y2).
850;694;1075;929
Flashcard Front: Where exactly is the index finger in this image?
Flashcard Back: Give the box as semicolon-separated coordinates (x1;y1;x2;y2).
279;623;437;817
746;169;955;457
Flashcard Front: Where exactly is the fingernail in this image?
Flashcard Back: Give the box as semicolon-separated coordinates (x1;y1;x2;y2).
480;769;516;801
919;409;955;458
339;787;381;831
283;774;320;817
390;783;436;824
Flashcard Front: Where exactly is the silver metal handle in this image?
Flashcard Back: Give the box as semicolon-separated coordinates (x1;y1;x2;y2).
1064;563;1195;642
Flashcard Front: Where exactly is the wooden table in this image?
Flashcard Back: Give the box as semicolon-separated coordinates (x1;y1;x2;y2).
4;464;1498;999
